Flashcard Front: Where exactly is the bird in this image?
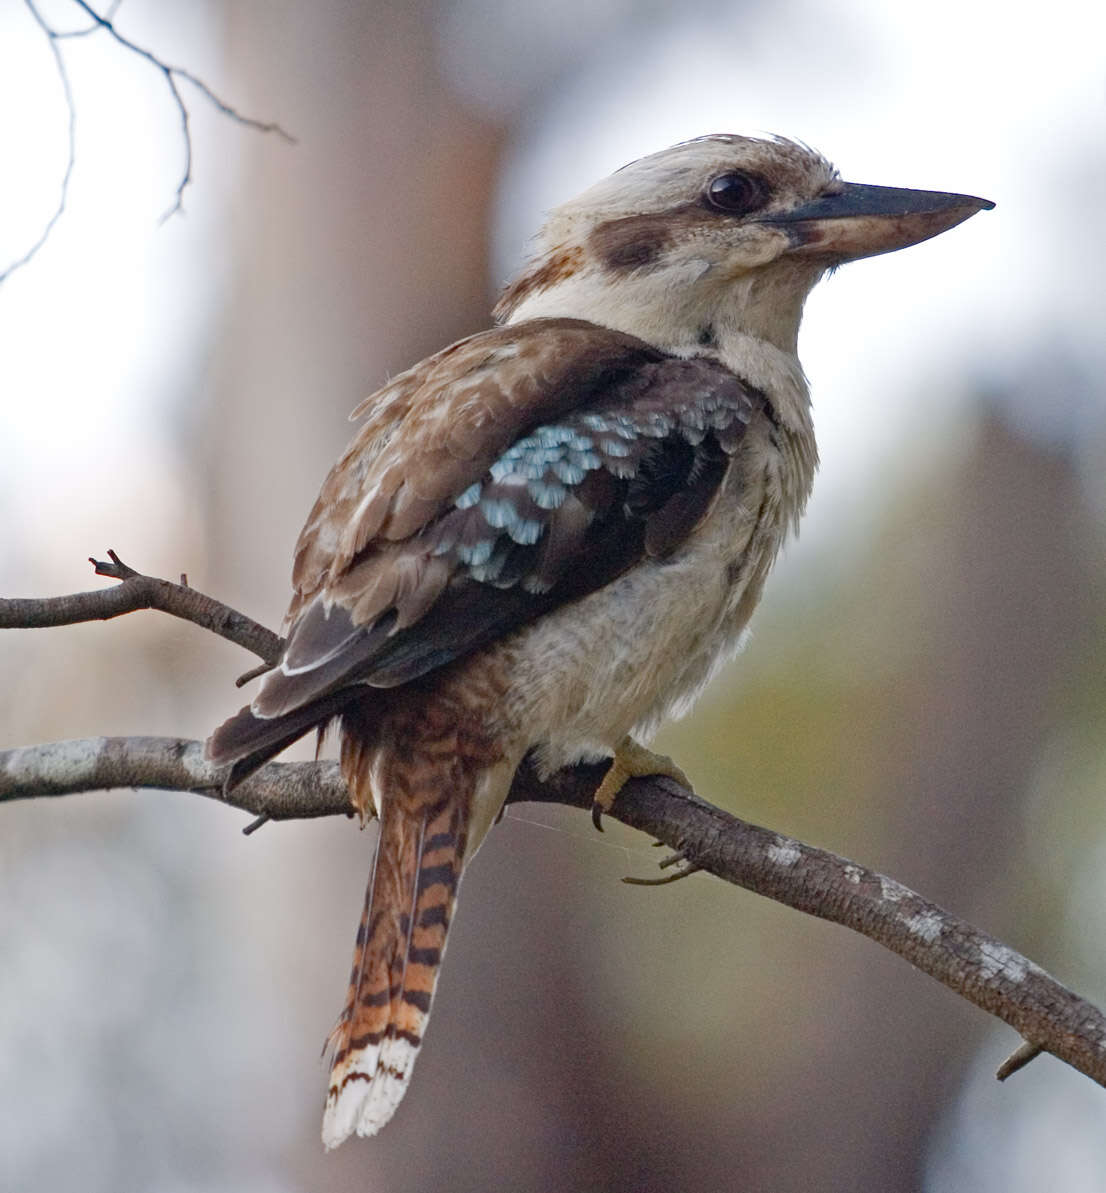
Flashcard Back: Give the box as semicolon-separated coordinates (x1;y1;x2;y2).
206;134;992;1146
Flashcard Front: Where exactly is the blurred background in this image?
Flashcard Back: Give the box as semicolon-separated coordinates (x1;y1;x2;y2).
1;0;1104;1189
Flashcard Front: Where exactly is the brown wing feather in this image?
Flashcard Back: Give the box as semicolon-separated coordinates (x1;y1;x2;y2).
208;319;764;774
290;318;667;616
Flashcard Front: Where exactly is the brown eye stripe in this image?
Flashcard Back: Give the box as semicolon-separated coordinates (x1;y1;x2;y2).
586;202;703;273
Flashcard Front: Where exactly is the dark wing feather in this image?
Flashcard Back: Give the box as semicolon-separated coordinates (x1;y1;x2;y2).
208;319;764;774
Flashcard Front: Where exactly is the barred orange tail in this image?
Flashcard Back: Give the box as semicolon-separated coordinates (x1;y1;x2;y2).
321;791;467;1147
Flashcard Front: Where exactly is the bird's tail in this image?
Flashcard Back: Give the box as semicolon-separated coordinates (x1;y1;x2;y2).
205;690;354;791
321;754;469;1147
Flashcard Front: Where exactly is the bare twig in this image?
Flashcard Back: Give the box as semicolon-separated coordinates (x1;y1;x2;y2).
1;1;79;287
621;865;702;886
52;0;123;39
0;551;284;664
4;0;293;283
236;660;276;688
242;812;272;836
996;1041;1045;1081
622;855;702;885
66;0;294;220
91;547;138;580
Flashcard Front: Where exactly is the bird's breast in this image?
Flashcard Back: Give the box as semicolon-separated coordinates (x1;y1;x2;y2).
496;420;804;774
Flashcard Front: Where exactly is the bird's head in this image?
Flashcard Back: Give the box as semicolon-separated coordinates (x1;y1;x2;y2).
496;135;993;358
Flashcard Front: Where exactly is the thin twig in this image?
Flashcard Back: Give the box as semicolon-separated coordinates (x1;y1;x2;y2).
242;812;272;836
236;660;275;688
1;1;78;287
0;551;284;664
4;0;293;282
622;847;701;884
996;1041;1044;1081
66;0;294;219
621;865;702;886
52;0;123;39
91;547;138;580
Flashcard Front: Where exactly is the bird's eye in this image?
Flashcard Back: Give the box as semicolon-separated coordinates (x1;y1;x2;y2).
705;172;768;216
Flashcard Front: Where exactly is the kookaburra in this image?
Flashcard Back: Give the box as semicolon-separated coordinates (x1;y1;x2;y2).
207;134;992;1146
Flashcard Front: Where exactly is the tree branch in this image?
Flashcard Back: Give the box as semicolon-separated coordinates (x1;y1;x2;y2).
0;735;348;819
3;1;80;287
51;0;123;39
0;550;283;665
3;0;294;284
65;0;295;220
4;561;1106;1093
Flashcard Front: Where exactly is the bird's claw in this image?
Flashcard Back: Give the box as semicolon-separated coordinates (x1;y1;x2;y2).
590;736;690;831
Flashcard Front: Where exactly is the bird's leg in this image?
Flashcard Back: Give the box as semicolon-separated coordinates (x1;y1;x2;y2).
591;735;690;830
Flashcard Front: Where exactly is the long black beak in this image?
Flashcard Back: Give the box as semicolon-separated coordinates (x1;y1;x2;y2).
762;182;995;262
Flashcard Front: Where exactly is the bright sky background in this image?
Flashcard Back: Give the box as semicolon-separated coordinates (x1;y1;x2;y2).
0;1;227;591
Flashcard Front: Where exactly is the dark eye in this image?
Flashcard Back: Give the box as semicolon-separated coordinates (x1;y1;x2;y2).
705;172;768;215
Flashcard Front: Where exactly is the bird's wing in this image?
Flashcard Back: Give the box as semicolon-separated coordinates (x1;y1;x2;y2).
288;317;675;614
210;317;764;760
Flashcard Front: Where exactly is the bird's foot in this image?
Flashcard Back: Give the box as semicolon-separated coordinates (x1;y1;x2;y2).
591;736;690;831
